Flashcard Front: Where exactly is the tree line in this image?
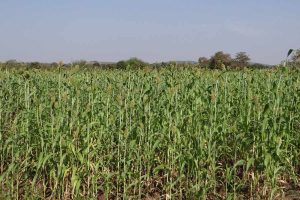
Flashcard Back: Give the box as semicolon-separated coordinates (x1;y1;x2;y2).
1;49;299;70
198;51;251;70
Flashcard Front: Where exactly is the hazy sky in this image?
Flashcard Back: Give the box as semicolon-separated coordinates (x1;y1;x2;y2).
0;0;299;64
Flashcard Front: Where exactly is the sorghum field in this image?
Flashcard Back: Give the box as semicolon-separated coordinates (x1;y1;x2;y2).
1;67;300;199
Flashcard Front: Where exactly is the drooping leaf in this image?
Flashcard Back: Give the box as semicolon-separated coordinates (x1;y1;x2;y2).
287;49;294;57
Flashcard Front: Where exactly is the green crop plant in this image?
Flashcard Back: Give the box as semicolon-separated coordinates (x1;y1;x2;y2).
0;66;300;199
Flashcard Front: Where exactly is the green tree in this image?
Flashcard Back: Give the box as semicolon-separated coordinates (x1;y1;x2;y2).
117;58;148;69
209;51;232;70
72;60;87;67
116;60;127;69
29;62;40;69
233;52;250;69
198;57;209;68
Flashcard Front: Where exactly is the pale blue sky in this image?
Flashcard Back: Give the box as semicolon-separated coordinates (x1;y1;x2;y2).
0;0;299;64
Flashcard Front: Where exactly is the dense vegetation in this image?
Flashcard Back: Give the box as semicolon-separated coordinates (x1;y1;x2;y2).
2;48;300;70
0;50;269;70
1;65;300;199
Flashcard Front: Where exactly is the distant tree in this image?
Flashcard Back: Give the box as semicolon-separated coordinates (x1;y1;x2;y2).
127;57;148;69
30;62;40;69
50;62;59;68
198;57;209;68
248;63;270;69
209;51;232;70
117;58;148;69
72;60;87;67
116;60;127;69
161;62;168;67
4;59;19;68
5;59;17;64
233;52;250;69
169;61;177;67
92;61;101;67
